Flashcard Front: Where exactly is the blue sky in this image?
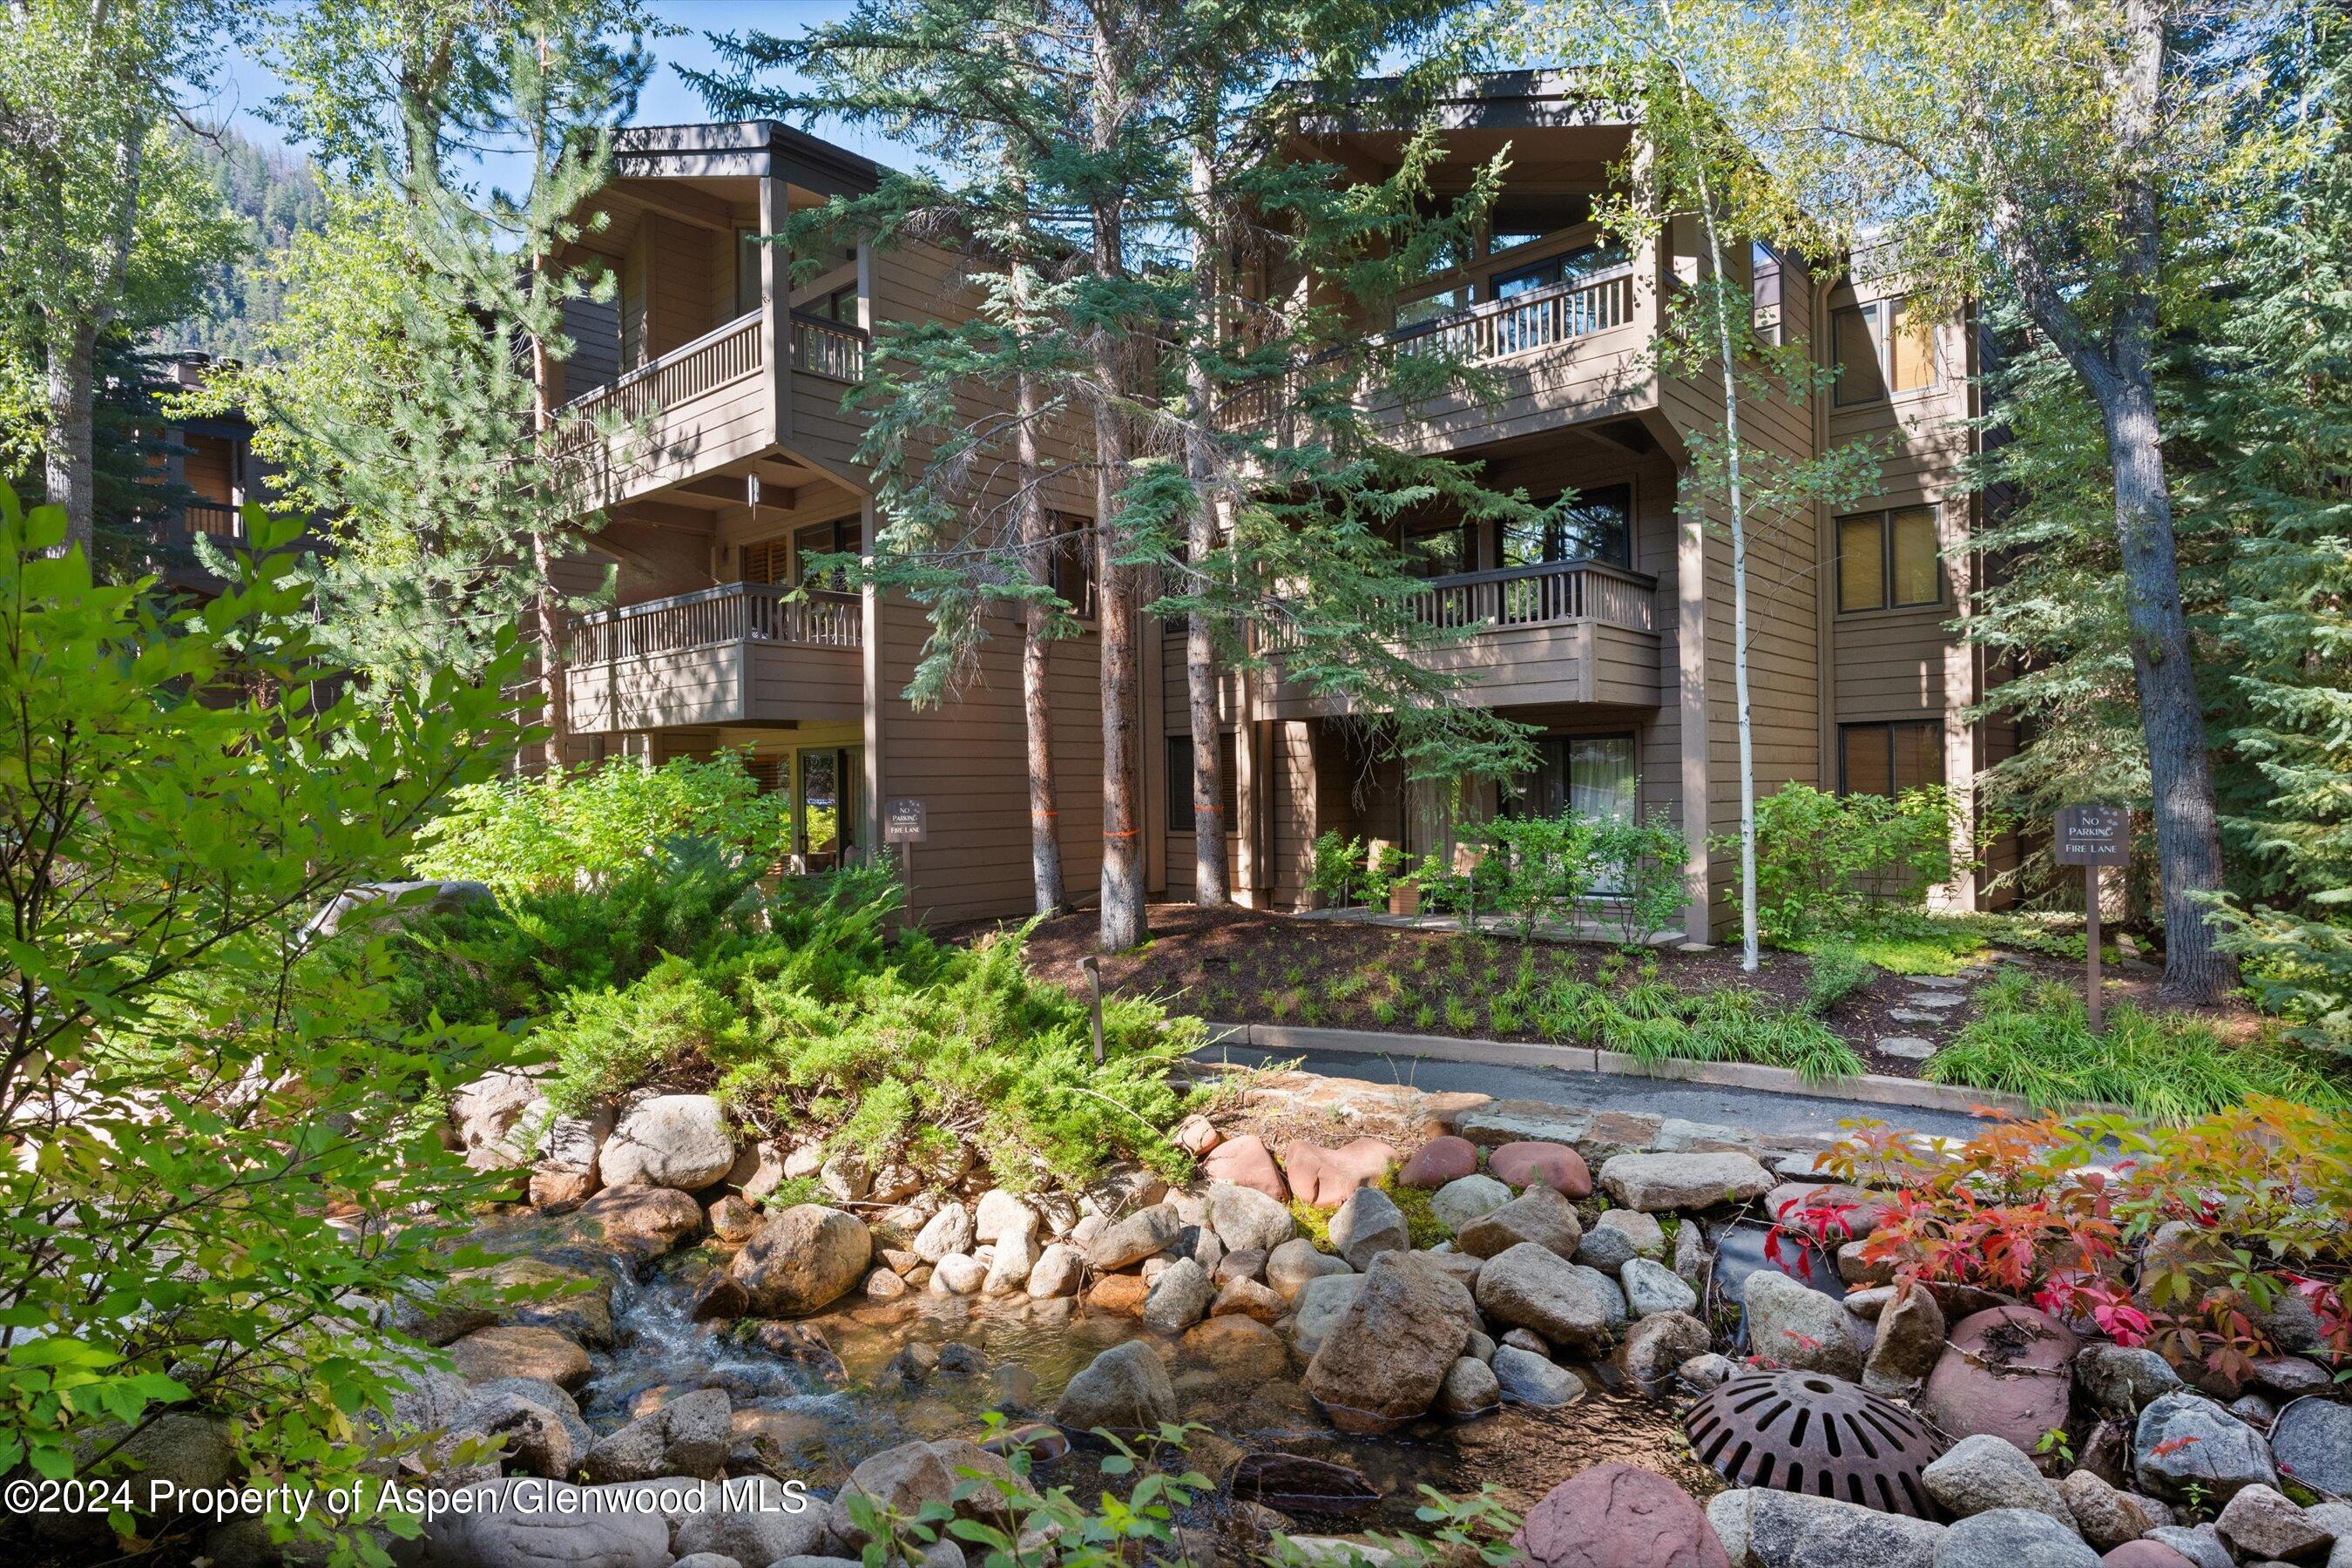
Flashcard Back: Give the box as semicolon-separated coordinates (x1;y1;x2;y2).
205;3;924;183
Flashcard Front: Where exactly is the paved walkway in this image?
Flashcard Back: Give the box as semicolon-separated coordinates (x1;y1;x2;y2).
1191;1038;1990;1145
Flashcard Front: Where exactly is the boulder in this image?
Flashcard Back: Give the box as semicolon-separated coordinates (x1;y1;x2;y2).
2056;1471;2167;1553
446;1326;591;1390
1707;1486;1946;1568
2098;1544;2200;1568
2136;1526;2230;1568
984;1218;1039;1296
1921;1308;2081;1455
929;1254;986;1294
452;1070;544;1171
2270;1394;2352;1498
1437;1355;1500;1419
1217;1247;1268;1284
706;1195;760;1245
565;1185;706;1260
2132;1393;2277;1506
1512;1463;1729;1568
1400;1137;1480;1188
1930;1509;2099;1568
1488;1140;1593;1196
402;1479;672;1568
840;1438;1029;1533
1599;1152;1774;1213
913;1205;976;1263
1212;1277;1285;1324
667;1476;836;1567
1623;1258;1699;1318
1085;1204;1182;1271
1680;1353;1738;1395
1578;1209;1669;1272
600;1094;737;1191
1205;1181;1297;1254
447;1387;577;1478
1288;1272;1364;1358
1742;1272;1862;1380
1456;1183;1585;1260
1302;1252;1479;1433
1574;1260;1631;1330
1173;1114;1223;1156
2076;1345;2183;1419
730;1205;874;1316
1087;1274;1150;1316
1855;1279;1939;1395
582;1389;730;1483
973;1190;1037;1243
1490;1345;1583;1409
1329;1187;1409;1270
1144;1258;1213;1334
1622;1311;1713;1390
1200;1135;1288;1201
1025;1242;1084;1300
1283;1138;1396;1209
1054;1340;1177;1435
1430;1173;1514;1233
1182;1316;1290;1382
1923;1435;2080;1529
2212;1484;2332;1562
1267;1237;1351;1302
473;1257;614;1347
1473;1242;1618;1355
2247;1355;2332;1398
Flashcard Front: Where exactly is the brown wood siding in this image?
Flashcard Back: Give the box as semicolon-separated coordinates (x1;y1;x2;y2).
568;640;862;734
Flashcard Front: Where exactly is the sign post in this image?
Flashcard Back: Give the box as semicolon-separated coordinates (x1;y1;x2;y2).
883;798;927;892
2054;804;2131;1033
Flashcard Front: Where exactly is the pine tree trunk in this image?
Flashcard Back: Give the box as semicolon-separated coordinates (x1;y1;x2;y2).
530;253;571;775
43;324;98;559
1185;134;1230;908
1016;363;1069;916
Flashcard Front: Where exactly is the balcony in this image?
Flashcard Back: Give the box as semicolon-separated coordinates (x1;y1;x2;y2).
565;580;864;734
1259;558;1662;719
1218;267;1655;454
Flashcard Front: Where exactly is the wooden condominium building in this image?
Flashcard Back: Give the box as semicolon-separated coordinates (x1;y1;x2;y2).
545;78;2001;941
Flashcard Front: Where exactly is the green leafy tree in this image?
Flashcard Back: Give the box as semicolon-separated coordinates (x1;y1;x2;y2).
0;484;525;1556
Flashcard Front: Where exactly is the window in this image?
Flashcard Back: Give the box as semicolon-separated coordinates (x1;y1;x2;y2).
1836;505;1941;612
1751;242;1784;345
1501;484;1632;570
1509;734;1637;822
796;746;865;865
1396;287;1468;332
1048;511;1096;618
735;228;764;316
1487;192;1590;256
743;537;788;585
807;284;859;324
794;517;860;589
1406;521;1474;578
1166;733;1240;835
1833;296;1936;405
1492;240;1629;301
1839;721;1943;798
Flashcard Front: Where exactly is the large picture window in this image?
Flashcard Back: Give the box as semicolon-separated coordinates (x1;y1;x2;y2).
1837;505;1941;612
1839;721;1943;798
1509;734;1637;823
1501;484;1632;571
1833;296;1936;406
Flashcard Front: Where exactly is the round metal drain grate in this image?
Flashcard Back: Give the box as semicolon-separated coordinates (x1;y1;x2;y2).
1683;1370;1943;1517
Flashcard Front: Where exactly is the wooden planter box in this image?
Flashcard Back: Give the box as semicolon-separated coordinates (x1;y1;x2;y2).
1389;884;1421;916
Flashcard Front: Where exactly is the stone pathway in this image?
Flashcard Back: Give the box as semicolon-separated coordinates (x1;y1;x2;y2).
1873;967;1987;1064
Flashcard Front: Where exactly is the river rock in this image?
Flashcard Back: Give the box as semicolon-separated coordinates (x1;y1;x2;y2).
1513;1462;1727;1568
984;1216;1039;1295
1200;1135;1288;1200
1924;1435;2080;1529
1487;1140;1593;1196
1599;1152;1774;1213
1302;1252;1477;1433
730;1205;874;1315
2131;1393;2277;1505
1707;1485;1946;1568
447;1387;577;1478
1680;1353;1738;1394
1578;1208;1668;1272
2077;1344;2184;1418
1085;1203;1182;1270
447;1326;591;1390
929;1253;986;1294
1622;1310;1713;1390
2249;1355;2332;1397
2138;1526;2231;1568
1088;1274;1149;1315
973;1190;1035;1243
1437;1355;1500;1419
1575;1260;1630;1328
403;1478;672;1568
453;1070;543;1171
1025;1242;1083;1299
689;1272;750;1322
1206;1181;1296;1254
2270;1394;2352;1498
1288;1272;1363;1358
1217;1247;1267;1284
1144;1258;1213;1333
1491;1344;1583;1409
2213;1483;2332;1561
1183;1315;1290;1382
914;1204;975;1263
600;1094;736;1191
1457;1182;1584;1260
1430;1173;1513;1233
1330;1187;1409;1269
2054;1471;2166;1552
1267;1237;1351;1301
565;1185;705;1260
1931;1509;2098;1568
1865;1280;1947;1396
1054;1340;1176;1435
1622;1258;1699;1318
1213;1276;1285;1323
706;1195;760;1245
583;1389;730;1483
1284;1138;1396;1209
1473;1242;1617;1355
2102;1542;2202;1568
1742;1272;1862;1379
1922;1308;2080;1454
671;1476;835;1568
1401;1137;1479;1188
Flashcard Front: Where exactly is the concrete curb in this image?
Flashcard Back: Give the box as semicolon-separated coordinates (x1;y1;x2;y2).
1199;1019;2111;1122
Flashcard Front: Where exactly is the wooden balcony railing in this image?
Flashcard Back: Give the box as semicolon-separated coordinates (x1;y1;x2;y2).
568;581;862;666
1404;559;1657;635
792;312;868;382
1214;267;1641;434
182;499;242;539
551;309;765;453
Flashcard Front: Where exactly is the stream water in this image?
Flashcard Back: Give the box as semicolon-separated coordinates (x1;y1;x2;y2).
574;1249;1718;1535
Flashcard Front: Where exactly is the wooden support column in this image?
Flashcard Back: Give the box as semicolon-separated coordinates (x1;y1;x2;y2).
760;172;792;445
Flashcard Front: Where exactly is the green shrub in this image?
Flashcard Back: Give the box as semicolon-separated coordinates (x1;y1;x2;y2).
1744;782;1965;943
2211;899;2352;1058
1803;943;1878;1015
411;750;793;899
1593;811;1691;948
1927;970;2350;1119
1308;830;1364;908
1484;811;1599;945
537;956;737;1113
1608;987;1865;1085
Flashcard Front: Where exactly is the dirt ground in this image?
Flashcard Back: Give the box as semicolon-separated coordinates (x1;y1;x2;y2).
947;902;2205;1078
